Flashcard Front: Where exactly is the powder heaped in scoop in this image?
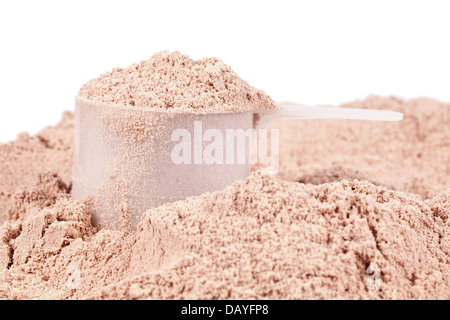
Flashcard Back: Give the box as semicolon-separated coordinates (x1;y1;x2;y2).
78;51;277;113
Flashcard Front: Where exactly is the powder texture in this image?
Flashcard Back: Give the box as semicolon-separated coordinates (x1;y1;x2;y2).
272;96;450;199
0;112;73;222
78;51;276;113
0;96;449;300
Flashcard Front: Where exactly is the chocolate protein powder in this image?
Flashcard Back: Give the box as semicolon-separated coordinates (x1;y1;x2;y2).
0;95;448;299
78;51;276;113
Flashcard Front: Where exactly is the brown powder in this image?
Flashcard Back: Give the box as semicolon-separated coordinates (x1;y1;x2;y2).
78;51;276;113
0;96;449;299
0;112;73;222
92;175;449;300
273;96;450;199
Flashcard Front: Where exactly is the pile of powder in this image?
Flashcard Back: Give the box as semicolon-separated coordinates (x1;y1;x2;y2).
271;96;450;199
0;112;73;222
0;96;449;300
78;51;276;113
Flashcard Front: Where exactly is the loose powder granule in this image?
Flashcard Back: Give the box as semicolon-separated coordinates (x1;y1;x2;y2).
0;96;449;300
78;51;277;113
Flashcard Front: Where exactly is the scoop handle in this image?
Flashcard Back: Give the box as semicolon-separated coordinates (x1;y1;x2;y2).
254;102;404;129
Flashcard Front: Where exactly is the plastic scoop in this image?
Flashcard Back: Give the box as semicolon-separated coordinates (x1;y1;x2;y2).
72;98;403;230
254;102;403;128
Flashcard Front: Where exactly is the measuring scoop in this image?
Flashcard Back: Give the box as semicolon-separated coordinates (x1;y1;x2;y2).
255;101;402;128
72;98;403;230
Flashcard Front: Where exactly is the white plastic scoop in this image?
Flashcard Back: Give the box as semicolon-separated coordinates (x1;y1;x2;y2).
255;102;403;128
72;98;403;230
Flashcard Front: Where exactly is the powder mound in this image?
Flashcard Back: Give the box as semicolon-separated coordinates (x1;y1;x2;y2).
0;111;73;222
427;189;450;223
2;173;92;273
0;96;449;300
1;172;182;299
78;51;276;113
0;175;94;273
0;197;96;299
295;165;394;190
9;199;94;271
89;172;449;300
275;96;450;199
7;172;70;222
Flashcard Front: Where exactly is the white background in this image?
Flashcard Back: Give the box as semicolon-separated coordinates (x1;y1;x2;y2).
0;0;449;142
